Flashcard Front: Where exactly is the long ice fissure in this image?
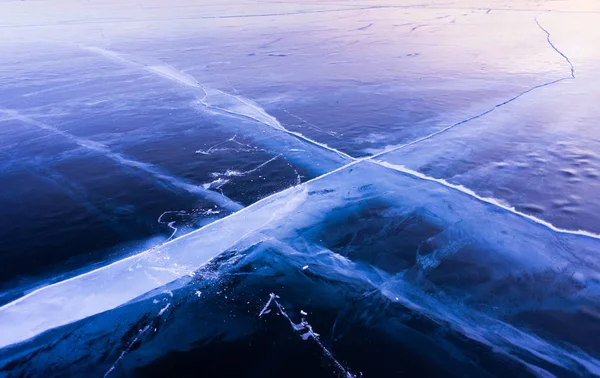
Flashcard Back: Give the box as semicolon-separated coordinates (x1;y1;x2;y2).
0;108;244;212
82;46;356;163
372;16;576;161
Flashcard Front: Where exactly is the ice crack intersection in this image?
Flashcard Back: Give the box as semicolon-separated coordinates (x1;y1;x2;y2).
259;293;359;378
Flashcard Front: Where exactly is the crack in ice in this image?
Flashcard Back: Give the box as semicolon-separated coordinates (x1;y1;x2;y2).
0;108;244;212
196;89;355;161
104;301;171;377
373;16;577;161
355;23;373;31
103;324;151;377
157;211;186;242
534;17;576;79
259;293;358;378
82;46;354;163
282;108;340;137
212;154;282;178
195;134;241;155
370;160;600;240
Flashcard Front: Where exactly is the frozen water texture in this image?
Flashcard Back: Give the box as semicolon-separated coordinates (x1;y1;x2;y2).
2;161;600;376
1;0;600;377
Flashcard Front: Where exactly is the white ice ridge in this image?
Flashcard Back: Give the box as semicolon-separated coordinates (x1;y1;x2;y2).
0;108;243;212
197;89;355;162
0;183;310;348
259;293;357;378
291;147;600;241
81;46;355;162
371;160;600;240
2;153;600;349
80;46;204;89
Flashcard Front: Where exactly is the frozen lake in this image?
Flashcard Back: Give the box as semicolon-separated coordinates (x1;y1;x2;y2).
1;1;600;377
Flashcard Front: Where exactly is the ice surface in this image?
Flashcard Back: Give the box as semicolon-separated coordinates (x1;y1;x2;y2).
260;293;357;378
0;178;310;348
81;45;354;162
2;160;600;376
2;0;600;376
73;45;351;178
0;40;350;286
380;13;600;234
0;108;243;212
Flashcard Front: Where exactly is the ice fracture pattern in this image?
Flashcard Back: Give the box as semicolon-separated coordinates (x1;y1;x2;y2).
1;1;600;377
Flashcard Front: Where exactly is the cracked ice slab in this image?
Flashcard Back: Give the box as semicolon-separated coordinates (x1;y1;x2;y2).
0;179;312;348
0;115;235;295
0;43;350;292
2;159;600;356
1;3;600;373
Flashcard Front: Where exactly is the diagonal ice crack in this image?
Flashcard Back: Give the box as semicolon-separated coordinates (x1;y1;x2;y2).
196;89;356;161
81;46;355;163
104;300;172;377
212;154;282;178
373;17;576;161
0;108;244;212
369;160;600;240
535;17;576;79
369;77;568;159
259;293;358;378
